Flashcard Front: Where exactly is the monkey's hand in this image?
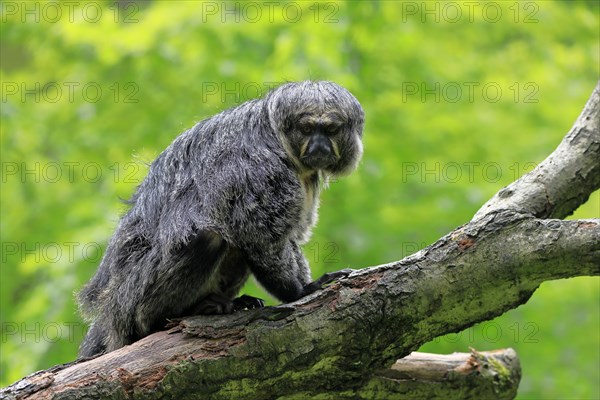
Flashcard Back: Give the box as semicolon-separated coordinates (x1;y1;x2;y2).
192;293;235;315
190;294;265;315
232;294;265;312
302;268;354;297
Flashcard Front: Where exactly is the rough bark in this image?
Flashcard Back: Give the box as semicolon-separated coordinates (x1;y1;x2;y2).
3;81;599;400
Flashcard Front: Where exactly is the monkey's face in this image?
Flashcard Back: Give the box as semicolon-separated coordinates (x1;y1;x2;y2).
268;81;365;177
289;112;351;172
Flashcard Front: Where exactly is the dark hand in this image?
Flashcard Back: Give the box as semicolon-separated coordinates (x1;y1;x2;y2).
302;268;354;297
232;294;265;312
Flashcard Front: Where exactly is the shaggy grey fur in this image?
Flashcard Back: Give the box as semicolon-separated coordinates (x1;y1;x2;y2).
78;81;364;357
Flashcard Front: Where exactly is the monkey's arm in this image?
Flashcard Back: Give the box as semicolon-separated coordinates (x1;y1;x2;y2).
288;241;352;296
217;156;350;303
244;240;352;303
244;241;309;302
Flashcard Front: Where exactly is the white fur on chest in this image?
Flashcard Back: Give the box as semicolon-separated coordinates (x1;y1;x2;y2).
295;174;320;244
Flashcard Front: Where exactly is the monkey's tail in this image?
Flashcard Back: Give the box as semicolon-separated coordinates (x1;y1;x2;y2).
78;322;107;358
77;262;112;318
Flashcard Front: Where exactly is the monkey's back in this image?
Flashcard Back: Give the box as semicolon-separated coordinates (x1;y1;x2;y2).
78;97;308;355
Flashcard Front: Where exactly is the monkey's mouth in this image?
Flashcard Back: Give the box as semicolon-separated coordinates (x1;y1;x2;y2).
300;155;337;171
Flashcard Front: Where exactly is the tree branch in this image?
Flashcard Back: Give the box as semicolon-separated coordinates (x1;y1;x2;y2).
367;349;521;400
474;80;600;220
3;82;598;399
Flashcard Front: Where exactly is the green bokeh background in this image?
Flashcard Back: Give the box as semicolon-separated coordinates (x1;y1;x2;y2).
1;1;598;398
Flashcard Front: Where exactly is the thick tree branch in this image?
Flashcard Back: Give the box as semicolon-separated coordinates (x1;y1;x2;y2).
3;82;599;399
4;214;597;399
475;80;600;219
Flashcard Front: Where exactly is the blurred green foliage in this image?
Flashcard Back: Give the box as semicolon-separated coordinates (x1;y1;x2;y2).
1;1;598;398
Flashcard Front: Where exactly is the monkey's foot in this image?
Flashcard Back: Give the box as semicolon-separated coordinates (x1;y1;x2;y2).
233;294;265;312
303;268;354;296
193;293;234;315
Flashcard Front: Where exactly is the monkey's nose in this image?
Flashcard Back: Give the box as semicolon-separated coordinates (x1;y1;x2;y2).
306;135;332;157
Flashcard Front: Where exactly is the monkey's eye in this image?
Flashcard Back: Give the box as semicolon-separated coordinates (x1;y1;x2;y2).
325;125;341;135
300;124;312;135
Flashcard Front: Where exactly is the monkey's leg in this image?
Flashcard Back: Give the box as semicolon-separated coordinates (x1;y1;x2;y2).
131;231;232;334
184;247;260;316
78;322;107;358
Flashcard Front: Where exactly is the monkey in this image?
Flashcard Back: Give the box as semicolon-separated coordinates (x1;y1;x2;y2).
77;80;365;357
